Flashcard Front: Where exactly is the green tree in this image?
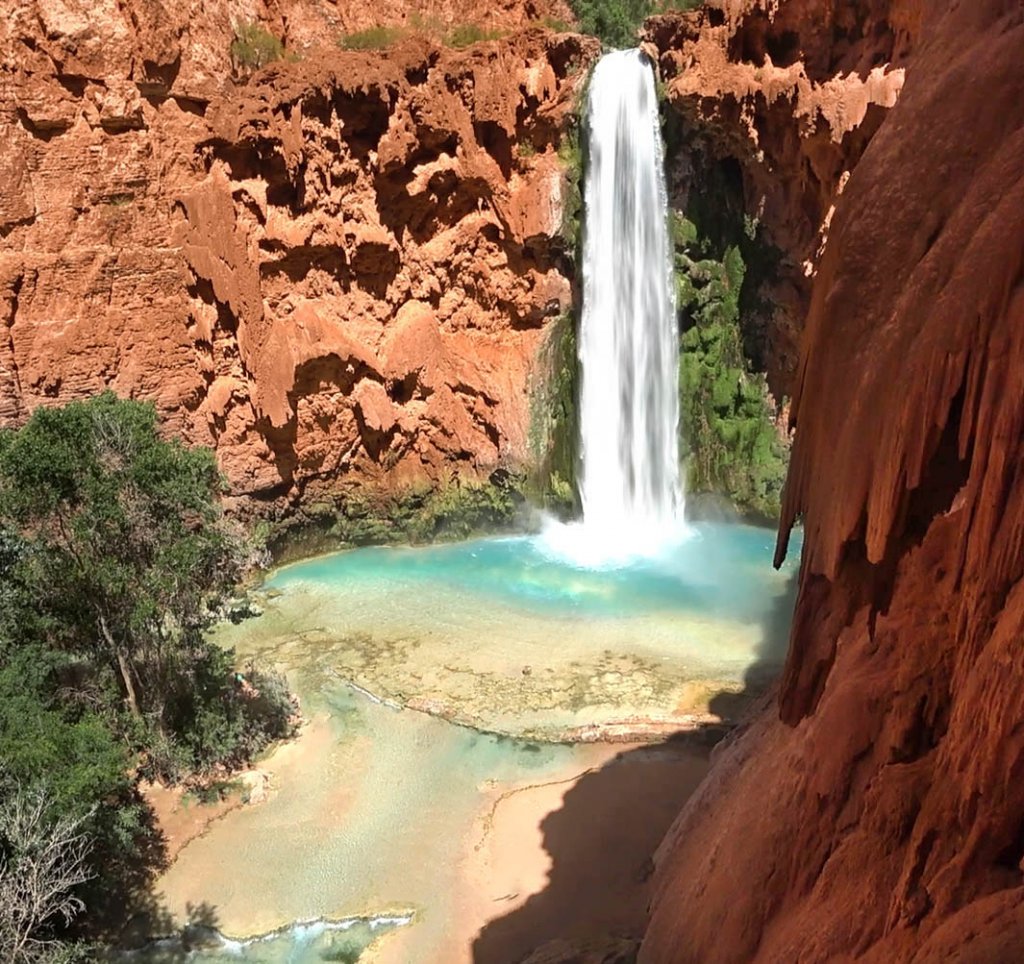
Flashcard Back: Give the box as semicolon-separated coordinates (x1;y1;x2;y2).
570;0;651;47
567;0;702;48
0;394;294;780
0;394;236;725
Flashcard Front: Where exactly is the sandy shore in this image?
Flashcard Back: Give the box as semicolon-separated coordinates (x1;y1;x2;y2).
149;693;710;963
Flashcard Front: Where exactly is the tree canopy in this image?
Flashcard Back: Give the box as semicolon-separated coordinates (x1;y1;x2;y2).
0;394;296;959
568;0;702;49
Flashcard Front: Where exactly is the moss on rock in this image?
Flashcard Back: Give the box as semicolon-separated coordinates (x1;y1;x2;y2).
268;473;526;563
528;312;580;516
672;211;790;521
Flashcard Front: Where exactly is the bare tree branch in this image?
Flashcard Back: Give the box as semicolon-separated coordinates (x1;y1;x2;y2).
0;784;94;963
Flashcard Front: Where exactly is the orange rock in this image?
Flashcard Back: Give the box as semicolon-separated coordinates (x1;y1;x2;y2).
0;6;599;513
645;0;917;398
643;1;1024;961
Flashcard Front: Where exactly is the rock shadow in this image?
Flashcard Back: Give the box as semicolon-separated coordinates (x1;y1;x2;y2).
472;563;800;963
111;901;223;961
709;565;798;722
471;737;711;964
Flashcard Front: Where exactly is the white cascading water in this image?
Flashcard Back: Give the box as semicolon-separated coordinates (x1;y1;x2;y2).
561;48;682;562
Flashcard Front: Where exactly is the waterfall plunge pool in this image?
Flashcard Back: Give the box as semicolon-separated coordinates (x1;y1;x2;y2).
220;520;802;743
142;48;801;963
149;521;800;962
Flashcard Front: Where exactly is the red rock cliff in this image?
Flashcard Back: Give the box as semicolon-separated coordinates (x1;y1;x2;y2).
1;1;595;509
643;0;1024;960
646;0;914;396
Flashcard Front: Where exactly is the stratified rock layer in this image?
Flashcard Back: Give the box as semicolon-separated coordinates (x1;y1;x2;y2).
643;1;1024;961
1;2;596;508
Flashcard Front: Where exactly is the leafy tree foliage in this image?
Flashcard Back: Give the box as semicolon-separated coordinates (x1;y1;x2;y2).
568;0;702;48
0;394;298;954
0;393;294;778
570;0;652;47
0;394;236;734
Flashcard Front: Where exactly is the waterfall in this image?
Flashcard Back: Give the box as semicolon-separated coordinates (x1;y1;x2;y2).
576;49;682;552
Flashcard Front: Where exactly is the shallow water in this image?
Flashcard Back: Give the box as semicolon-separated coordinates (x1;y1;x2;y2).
120;915;409;962
155;522;800;960
269;521;792;622
155;684;598;960
219;522;801;739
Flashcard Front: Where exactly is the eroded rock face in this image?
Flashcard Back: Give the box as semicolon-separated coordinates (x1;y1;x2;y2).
1;0;908;520
646;0;916;396
643;1;1024;960
1;1;597;509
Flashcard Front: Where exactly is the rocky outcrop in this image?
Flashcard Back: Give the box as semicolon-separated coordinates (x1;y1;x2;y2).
646;0;915;397
643;1;1024;960
1;1;595;512
1;0;911;522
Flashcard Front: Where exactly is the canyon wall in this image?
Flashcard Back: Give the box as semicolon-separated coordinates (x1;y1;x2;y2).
1;0;594;518
1;0;906;527
643;0;1024;960
646;0;914;397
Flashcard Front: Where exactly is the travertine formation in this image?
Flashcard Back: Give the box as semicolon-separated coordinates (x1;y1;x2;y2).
1;0;905;515
646;0;914;395
1;0;595;510
643;1;1024;960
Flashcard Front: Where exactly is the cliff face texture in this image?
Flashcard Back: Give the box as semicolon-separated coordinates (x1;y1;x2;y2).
646;0;915;396
1;0;595;507
1;0;906;515
643;1;1024;961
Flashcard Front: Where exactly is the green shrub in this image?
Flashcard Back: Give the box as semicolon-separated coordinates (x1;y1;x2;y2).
340;21;506;51
231;21;285;70
339;25;405;51
447;24;506;47
152;651;297;783
654;0;703;12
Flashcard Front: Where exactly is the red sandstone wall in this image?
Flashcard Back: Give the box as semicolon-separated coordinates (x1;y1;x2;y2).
643;1;1024;960
0;1;594;511
645;0;916;397
1;0;907;517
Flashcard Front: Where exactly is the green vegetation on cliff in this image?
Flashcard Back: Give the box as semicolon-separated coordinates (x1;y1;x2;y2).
569;0;702;48
271;473;527;561
339;19;506;52
528;312;580;514
558;128;585;258
230;21;285;70
0;394;296;956
672;212;789;520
